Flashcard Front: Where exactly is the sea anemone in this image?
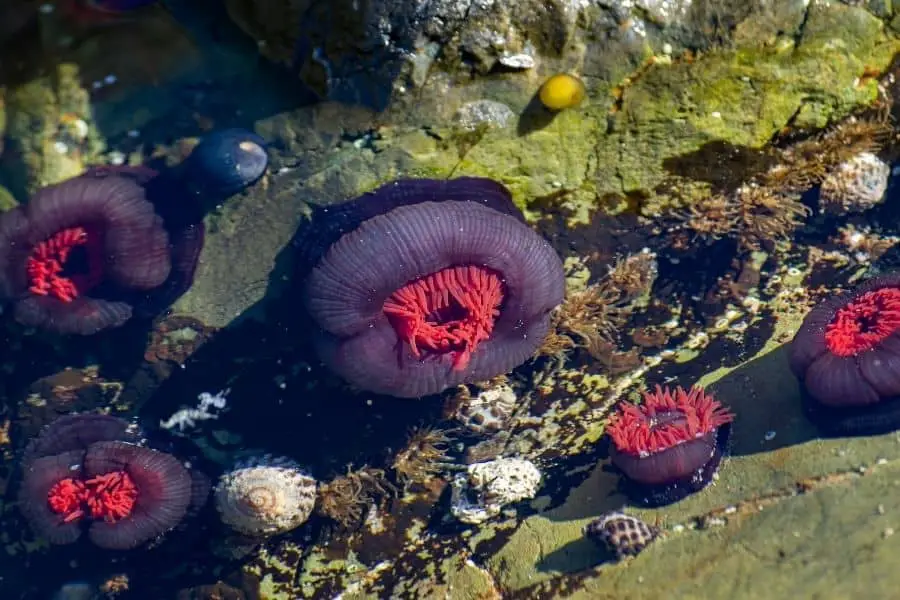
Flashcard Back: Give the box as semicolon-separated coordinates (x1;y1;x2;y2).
300;177;565;397
538;73;586;111
19;415;193;549
0;129;268;334
788;273;900;434
583;511;659;561
214;455;317;537
316;466;394;528
0;174;171;333
392;426;453;487
606;385;734;507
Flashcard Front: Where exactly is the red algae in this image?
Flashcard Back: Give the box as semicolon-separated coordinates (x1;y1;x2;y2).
824;287;900;356
384;265;505;370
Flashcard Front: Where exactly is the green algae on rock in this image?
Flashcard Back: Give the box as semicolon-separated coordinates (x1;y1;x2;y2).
2;63;104;197
244;3;899;241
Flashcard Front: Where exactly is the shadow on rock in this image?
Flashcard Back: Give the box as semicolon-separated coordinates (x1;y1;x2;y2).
516;93;559;136
706;343;819;457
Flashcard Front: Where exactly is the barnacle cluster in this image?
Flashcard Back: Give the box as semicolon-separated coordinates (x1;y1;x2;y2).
449;457;542;524
818;152;890;215
316;466;394;528
445;377;518;435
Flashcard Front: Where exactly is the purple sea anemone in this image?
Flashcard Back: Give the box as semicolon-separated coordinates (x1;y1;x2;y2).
18;414;194;549
0;174;171;333
606;385;734;506
0;129;268;334
788;272;900;435
301;178;565;398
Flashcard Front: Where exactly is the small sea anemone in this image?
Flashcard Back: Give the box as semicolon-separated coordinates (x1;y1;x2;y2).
583;511;659;560
316;466;394;528
392;427;453;487
214;455;316;537
788;273;900;435
300;178;565;397
538;73;586;111
606;385;734;507
817;152;890;215
766;115;892;193
19;415;193;549
0;175;171;333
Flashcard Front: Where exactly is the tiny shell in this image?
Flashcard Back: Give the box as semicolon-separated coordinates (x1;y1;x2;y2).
584;511;659;560
214;455;316;537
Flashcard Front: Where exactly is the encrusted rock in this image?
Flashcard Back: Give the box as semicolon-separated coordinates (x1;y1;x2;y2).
214;455;316;537
819;152;890;215
453;100;516;131
450;457;542;524
454;383;518;434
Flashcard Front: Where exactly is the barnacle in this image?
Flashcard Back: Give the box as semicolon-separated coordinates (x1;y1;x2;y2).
392;427;454;487
317;466;394;528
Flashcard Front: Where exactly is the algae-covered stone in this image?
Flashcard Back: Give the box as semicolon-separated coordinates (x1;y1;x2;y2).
3;63;104;197
607;2;897;196
0;185;17;212
256;3;897;221
182;3;897;330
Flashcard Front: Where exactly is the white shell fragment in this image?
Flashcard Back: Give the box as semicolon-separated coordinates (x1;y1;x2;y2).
450;457;542;524
214;455;317;537
498;53;536;69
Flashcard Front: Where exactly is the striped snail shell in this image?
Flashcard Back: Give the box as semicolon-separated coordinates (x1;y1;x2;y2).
214;455;316;537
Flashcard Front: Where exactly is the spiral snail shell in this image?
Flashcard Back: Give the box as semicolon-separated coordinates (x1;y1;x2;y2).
214;455;316;537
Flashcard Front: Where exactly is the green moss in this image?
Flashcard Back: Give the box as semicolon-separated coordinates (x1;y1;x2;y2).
610;3;898;196
3;64;105;196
